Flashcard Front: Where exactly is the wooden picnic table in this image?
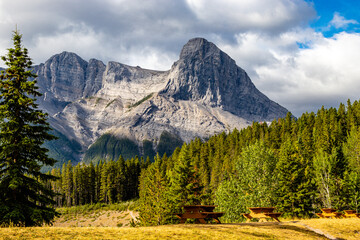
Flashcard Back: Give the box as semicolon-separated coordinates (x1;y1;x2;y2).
174;205;224;224
316;208;343;218
242;207;282;222
343;210;360;218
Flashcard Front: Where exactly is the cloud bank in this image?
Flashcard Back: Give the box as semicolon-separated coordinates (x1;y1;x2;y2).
0;0;359;116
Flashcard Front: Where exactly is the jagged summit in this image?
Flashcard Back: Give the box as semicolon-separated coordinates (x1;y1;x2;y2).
33;38;289;166
162;38;287;121
179;38;220;60
50;51;85;60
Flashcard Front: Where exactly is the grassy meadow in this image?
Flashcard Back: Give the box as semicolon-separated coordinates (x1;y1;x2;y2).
1;218;360;240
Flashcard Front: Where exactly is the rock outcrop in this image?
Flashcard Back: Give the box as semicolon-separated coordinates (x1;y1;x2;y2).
162;38;286;121
34;38;289;166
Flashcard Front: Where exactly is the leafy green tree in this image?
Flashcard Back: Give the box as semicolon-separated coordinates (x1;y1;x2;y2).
0;30;58;226
215;141;277;222
313;148;337;208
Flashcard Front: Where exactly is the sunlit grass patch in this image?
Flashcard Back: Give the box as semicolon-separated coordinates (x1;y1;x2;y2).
0;223;330;240
1;218;359;240
298;218;360;240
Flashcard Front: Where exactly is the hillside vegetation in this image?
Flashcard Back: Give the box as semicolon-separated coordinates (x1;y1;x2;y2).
83;134;140;164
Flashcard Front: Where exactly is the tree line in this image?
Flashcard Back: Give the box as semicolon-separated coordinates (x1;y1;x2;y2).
47;156;147;207
138;100;360;224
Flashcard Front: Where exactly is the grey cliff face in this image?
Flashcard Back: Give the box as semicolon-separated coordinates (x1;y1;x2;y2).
162;38;288;122
36;51;88;102
34;52;106;115
83;59;106;97
33;38;289;164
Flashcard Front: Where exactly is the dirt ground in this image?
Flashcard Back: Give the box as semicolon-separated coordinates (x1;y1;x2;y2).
52;210;138;227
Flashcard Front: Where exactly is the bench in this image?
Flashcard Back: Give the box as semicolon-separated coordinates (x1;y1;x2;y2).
242;207;282;222
316;208;343;218
174;205;224;224
343;210;360;218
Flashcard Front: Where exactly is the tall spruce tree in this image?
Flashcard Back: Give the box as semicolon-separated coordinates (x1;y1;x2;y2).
275;139;314;218
167;143;204;216
0;30;58;226
138;153;171;226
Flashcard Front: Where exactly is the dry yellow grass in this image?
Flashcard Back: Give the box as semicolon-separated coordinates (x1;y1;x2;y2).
1;218;359;239
297;218;360;240
0;222;328;240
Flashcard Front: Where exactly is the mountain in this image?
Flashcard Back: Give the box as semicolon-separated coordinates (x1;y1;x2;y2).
33;38;289;167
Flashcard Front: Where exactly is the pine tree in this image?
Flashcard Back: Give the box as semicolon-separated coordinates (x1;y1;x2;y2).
167;143;204;215
105;160;117;204
115;156;125;202
275;139;314;218
100;161;108;203
138;153;172;225
0;30;58;226
342;170;360;212
50;168;62;207
87;162;96;204
62;161;73;207
342;126;360;211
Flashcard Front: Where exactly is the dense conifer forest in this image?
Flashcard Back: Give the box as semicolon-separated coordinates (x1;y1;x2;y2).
48;99;360;225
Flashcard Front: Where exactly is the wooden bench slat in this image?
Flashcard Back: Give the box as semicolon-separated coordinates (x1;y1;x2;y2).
265;213;282;217
175;207;224;224
316;208;344;219
242;212;282;222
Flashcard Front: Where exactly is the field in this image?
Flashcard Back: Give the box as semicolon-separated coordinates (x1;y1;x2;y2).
1;218;360;240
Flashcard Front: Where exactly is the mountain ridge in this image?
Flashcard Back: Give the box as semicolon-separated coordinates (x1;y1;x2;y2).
33;38;289;166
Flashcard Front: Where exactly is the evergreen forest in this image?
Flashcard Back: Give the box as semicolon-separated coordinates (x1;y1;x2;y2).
47;99;360;225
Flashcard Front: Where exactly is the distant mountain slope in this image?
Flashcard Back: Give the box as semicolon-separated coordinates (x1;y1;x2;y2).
33;38;289;167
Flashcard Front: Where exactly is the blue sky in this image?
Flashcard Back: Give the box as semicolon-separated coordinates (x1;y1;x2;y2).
0;0;360;117
310;0;360;37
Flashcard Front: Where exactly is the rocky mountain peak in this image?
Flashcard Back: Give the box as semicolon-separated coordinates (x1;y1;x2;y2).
162;38;288;122
179;38;220;60
34;51;106;115
50;51;87;63
37;51;88;101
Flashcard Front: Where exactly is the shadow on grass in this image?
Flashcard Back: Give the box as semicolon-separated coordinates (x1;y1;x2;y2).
176;222;330;239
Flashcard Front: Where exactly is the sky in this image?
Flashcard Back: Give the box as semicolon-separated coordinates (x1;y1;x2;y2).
0;0;360;117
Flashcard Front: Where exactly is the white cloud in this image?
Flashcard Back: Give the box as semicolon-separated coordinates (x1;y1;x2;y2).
185;0;315;33
0;0;360;117
29;23;177;70
248;32;360;115
330;12;358;29
0;0;315;62
30;24;106;64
